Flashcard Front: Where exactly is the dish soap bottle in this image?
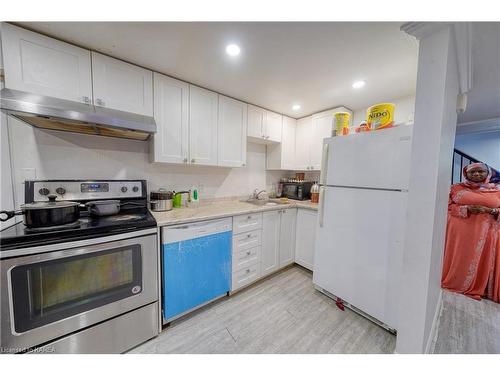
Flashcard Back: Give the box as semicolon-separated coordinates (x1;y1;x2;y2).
190;185;200;207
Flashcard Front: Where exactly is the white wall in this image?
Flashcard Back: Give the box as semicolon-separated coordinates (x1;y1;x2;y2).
455;131;500;169
352;95;415;127
7;117;287;208
396;25;459;354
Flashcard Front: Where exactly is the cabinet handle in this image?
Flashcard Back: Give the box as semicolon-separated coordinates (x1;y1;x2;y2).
242;163;246;167
246;269;250;273
191;159;195;163
247;233;251;238
247;215;251;219
246;251;251;255
310;166;314;170
96;98;105;107
183;158;188;163
82;96;91;104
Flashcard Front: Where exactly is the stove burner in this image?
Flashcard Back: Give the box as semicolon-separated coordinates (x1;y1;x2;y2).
24;220;82;233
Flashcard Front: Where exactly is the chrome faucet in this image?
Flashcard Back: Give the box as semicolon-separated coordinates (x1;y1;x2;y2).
251;189;267;200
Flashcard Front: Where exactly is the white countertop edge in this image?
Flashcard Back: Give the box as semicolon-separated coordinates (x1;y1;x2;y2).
151;200;318;227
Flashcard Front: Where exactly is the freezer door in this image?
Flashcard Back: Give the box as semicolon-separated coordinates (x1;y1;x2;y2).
313;186;407;329
322;125;412;190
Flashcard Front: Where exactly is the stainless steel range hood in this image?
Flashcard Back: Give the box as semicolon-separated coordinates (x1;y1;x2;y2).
0;89;156;141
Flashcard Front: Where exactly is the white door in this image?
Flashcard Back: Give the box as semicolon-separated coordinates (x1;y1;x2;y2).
310;111;334;170
92;52;153;116
281;116;296;170
265;111;283;143
294;209;318;271
261;210;280;276
323;124;413;190
294;116;313;171
152;73;189;164
1;23;92;103
247;104;265;139
313;186;407;328
189;85;218;166
279;208;297;267
217;95;247;167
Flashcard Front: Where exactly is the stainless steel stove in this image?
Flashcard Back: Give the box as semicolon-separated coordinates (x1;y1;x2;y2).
0;180;160;354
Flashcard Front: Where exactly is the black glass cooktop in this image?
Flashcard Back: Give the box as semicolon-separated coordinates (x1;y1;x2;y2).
0;208;157;252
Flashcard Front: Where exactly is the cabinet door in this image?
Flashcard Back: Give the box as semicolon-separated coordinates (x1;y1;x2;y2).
279;208;297;267
265;111;283;143
294;116;313;171
310;111;334;170
247;104;265;139
152;73;189;164
295;209;318;271
281;116;296;170
261;210;280;277
217;95;247;167
92;52;153;116
1;23;92;103
189;85;218;166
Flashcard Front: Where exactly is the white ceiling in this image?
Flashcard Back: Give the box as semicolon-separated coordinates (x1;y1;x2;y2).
457;22;500;126
16;22;419;118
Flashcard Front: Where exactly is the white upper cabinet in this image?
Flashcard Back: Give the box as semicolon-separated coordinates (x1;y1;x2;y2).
1;23;92;103
266;116;296;170
151;73;189;164
189;85;218;166
265;110;283;143
294;116;313;171
91;52;153;116
279;208;297;267
247;104;265;139
247;105;282;144
218;95;247;167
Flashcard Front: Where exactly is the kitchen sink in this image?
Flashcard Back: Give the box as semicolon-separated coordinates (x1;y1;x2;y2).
242;198;290;207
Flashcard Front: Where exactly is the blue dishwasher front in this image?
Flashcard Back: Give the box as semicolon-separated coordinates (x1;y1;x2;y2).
161;218;232;321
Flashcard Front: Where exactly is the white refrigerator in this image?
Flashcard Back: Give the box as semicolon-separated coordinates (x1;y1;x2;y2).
312;124;413;331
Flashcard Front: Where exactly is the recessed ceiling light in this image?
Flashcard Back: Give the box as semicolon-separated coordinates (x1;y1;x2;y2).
292;104;301;111
226;44;241;56
352;80;366;89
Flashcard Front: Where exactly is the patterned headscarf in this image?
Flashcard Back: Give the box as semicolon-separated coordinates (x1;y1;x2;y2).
462;162;498;190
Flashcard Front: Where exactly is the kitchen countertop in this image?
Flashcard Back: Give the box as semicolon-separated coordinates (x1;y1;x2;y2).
151;199;318;227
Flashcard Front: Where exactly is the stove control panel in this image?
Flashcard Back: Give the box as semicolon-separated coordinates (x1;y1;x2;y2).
30;180;144;202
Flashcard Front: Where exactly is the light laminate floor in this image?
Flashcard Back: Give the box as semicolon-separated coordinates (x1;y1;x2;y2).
432;290;500;354
129;266;396;354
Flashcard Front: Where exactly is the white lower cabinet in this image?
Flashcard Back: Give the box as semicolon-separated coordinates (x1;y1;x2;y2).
261;210;281;277
232;262;261;291
261;208;297;277
294;208;318;271
279;208;297;267
231;213;263;292
231;208;303;291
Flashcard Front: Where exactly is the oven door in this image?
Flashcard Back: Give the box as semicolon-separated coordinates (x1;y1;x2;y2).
1;233;157;351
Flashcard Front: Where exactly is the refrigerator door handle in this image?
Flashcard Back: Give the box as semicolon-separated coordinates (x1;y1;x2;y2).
320;142;329;185
319;186;326;227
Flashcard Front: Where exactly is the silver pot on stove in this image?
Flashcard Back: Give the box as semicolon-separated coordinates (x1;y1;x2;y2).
150;189;173;212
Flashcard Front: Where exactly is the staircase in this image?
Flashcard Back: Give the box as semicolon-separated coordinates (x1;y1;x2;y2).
452;149;500;184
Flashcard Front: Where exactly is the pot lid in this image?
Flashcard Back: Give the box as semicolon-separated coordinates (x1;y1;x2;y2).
21;195;80;210
150;189;173;199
